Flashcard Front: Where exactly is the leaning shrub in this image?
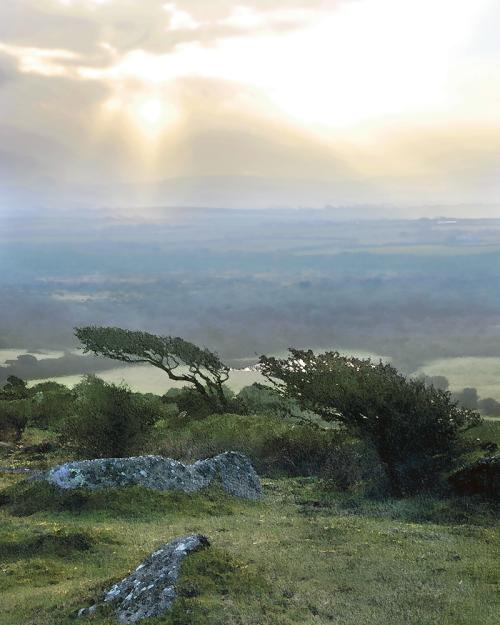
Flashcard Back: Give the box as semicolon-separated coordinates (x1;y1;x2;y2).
61;375;160;458
260;349;481;496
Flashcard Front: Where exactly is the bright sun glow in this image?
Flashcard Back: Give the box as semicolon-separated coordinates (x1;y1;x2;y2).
136;98;164;127
81;0;492;135
101;93;173;141
4;0;496;153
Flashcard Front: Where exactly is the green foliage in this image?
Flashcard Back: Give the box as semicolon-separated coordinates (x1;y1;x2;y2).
163;385;236;420
29;385;75;430
75;326;230;412
156;411;364;485
61;376;160;458
0;399;31;441
0;376;29;400
260;349;482;495
236;383;303;418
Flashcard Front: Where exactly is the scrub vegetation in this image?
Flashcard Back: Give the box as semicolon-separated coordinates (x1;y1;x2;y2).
0;330;499;625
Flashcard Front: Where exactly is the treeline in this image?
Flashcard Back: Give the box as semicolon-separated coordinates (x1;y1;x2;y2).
420;375;500;416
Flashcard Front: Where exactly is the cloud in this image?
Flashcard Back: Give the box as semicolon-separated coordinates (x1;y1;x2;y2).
0;52;18;86
0;0;499;211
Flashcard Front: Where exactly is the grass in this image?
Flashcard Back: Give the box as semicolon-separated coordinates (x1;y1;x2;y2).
0;470;499;625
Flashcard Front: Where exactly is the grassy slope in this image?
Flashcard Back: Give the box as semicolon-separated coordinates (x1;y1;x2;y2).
1;471;499;625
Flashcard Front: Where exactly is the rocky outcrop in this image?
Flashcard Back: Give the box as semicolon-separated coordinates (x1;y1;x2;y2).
448;454;500;498
40;451;262;500
78;534;209;623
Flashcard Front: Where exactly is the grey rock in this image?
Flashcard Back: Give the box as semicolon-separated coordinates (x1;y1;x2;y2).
41;451;262;500
78;534;209;623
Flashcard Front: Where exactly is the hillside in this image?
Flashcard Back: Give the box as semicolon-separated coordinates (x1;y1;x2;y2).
1;421;499;625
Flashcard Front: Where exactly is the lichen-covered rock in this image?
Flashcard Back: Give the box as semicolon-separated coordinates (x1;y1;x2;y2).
78;534;209;623
41;451;262;500
448;454;500;499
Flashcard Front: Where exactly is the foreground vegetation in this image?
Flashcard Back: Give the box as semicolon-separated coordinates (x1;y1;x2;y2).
1;330;499;624
1;465;499;625
0;407;498;625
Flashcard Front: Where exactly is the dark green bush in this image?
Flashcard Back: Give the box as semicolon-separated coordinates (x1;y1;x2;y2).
155;412;283;461
0;399;32;441
259;425;360;482
29;385;75;430
0;375;29;400
61;375;162;457
163;385;237;420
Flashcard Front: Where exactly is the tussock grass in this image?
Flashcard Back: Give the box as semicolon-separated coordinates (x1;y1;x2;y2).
0;475;499;625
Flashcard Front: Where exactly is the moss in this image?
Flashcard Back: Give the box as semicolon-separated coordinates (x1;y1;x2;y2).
0;480;238;518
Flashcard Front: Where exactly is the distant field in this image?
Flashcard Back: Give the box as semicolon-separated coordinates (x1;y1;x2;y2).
416;357;500;401
30;365;265;394
27;346;385;394
19;350;499;401
296;244;500;256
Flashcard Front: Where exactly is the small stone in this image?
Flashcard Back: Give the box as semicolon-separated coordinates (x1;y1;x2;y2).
77;535;209;624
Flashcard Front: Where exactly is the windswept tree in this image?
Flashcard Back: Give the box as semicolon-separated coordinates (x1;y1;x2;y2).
260;349;481;495
75;326;230;412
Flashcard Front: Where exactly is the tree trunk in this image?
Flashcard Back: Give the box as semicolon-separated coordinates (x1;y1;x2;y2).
377;438;403;497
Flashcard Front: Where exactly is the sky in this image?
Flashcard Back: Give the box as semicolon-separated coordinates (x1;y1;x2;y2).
1;0;500;214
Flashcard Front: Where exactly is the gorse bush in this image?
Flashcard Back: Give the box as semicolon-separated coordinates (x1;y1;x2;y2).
61;375;162;457
0;376;32;441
